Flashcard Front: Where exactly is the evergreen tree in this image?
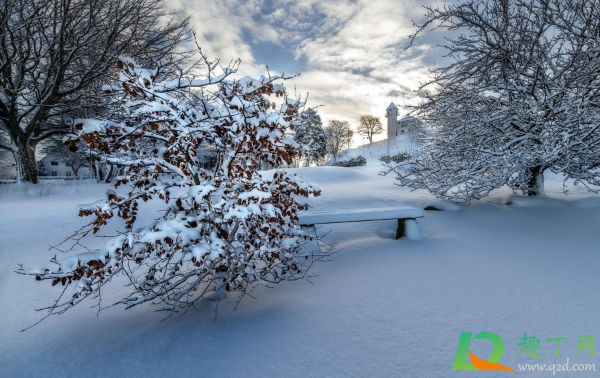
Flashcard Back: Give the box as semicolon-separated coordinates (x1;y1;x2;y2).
36;161;47;177
294;109;327;166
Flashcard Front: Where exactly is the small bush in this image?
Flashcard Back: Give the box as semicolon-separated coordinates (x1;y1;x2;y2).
379;153;412;164
332;155;367;167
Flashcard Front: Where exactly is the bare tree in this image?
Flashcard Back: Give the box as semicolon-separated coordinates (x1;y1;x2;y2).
386;0;600;202
325;120;353;162
357;115;383;144
62;150;89;177
0;0;192;183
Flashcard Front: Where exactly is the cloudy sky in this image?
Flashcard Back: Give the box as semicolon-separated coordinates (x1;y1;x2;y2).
180;0;447;145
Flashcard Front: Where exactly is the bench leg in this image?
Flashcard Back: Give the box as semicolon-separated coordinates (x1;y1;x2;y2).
396;218;424;240
301;224;317;237
300;224;321;254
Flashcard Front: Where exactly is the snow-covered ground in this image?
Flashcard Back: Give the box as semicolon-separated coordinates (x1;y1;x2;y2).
334;134;418;166
1;165;600;377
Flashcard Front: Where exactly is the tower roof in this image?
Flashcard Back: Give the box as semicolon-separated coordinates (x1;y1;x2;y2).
387;102;398;110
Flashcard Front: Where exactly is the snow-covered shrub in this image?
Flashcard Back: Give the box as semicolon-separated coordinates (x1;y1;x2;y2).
332;155;367;167
379;153;411;165
19;54;324;317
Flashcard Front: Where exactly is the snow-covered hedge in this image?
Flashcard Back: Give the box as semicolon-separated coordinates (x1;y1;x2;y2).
332;155;367;167
19;54;325;318
379;153;411;165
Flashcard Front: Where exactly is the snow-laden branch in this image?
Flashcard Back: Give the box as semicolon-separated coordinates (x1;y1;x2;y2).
19;56;327;323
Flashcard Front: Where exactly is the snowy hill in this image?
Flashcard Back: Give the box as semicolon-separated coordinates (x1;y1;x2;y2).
332;134;418;166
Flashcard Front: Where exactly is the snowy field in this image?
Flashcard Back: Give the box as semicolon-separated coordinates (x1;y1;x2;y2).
2;163;600;377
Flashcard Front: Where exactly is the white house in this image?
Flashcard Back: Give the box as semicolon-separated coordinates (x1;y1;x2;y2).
385;103;422;139
38;154;79;177
38;154;90;177
0;153;91;180
0;161;16;180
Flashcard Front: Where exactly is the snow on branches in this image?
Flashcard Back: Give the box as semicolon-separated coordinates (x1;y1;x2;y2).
19;54;324;318
387;0;600;202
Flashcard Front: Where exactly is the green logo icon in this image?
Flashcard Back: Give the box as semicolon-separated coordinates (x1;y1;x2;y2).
453;332;515;373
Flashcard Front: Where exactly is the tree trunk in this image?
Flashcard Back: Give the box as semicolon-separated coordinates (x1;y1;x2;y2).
16;140;38;184
104;164;116;183
525;165;545;196
93;162;104;182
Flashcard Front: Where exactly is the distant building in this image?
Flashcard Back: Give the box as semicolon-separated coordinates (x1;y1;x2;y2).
0;161;16;180
0;153;91;180
385;103;422;139
38;154;86;177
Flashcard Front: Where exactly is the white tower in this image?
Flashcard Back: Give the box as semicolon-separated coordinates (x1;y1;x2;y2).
386;102;398;139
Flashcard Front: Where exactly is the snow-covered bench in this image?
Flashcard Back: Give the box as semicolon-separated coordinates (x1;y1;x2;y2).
298;207;425;245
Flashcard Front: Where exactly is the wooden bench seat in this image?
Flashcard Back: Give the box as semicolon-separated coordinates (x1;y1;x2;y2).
298;207;425;242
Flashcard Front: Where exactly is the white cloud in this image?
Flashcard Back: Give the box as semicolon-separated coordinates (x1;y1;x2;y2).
172;0;271;75
175;0;441;145
289;0;435;143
